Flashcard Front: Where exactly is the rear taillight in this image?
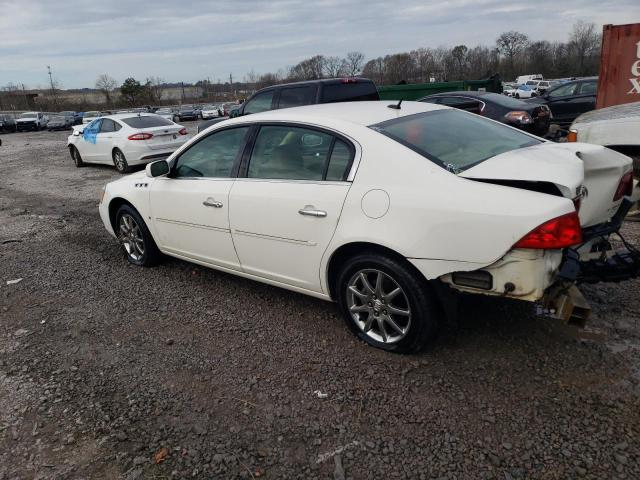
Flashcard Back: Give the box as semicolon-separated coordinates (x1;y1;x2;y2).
128;132;153;140
613;171;634;201
504;111;532;124
179;128;187;135
566;129;578;142
514;212;582;249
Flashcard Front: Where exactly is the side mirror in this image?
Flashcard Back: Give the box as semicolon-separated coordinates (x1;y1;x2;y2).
146;160;170;178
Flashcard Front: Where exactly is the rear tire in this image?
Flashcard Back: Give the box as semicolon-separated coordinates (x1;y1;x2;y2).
70;146;85;167
115;205;162;266
336;253;440;353
113;148;130;174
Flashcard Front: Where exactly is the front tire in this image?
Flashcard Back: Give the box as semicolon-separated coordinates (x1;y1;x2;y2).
115;205;162;266
336;253;440;353
113;148;130;174
70;146;85;167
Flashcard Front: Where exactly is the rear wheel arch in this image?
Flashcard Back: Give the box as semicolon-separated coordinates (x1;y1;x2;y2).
326;242;426;301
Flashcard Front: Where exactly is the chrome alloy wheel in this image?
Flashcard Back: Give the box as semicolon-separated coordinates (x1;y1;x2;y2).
346;269;411;344
118;214;145;261
114;150;126;171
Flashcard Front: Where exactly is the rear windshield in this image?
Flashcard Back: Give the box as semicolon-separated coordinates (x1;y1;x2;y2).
121;116;174;128
481;92;531;108
370;109;541;172
321;82;380;103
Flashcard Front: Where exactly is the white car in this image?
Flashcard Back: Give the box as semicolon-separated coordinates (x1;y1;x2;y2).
155;108;179;123
98;101;636;352
201;105;222;120
15;111;48;131
514;84;536;99
68;113;189;173
502;85;517;97
83;111;104;124
568;101;640;209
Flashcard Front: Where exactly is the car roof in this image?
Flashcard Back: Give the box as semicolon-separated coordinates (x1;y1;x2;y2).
574;100;640;125
224;100;447;128
94;113;160;120
256;77;374;91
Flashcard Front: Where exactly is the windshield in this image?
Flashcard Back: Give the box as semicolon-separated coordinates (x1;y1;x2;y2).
370;109;541;172
85;111;101;117
180;105;193;111
121;116;174;128
156;108;171;113
50;116;64;121
18;113;37;118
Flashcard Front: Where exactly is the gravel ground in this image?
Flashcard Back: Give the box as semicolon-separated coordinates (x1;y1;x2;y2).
0;126;639;480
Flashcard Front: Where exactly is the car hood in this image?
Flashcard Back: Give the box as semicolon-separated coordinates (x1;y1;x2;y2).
460;142;633;227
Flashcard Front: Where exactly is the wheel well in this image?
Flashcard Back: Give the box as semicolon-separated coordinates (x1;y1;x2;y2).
326;242;414;301
108;197;135;233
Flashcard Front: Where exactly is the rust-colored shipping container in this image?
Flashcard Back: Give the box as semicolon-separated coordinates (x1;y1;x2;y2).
596;23;640;109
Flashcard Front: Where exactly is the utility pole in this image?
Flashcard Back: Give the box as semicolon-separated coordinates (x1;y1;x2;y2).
47;65;57;108
181;82;185;103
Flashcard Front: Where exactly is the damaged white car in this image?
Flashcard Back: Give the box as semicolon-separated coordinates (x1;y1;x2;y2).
98;101;638;353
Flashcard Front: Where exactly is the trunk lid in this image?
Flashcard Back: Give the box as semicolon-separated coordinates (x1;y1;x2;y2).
138;125;185;151
460;142;633;227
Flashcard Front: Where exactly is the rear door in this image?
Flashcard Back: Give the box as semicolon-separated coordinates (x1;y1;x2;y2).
229;123;355;292
544;83;579;124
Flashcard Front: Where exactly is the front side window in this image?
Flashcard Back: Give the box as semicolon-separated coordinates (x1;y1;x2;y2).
278;86;315;109
247;125;352;181
371;109;541;172
548;83;577;98
243;90;275;114
174;127;250;178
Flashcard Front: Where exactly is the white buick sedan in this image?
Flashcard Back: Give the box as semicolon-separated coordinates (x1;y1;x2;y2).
98;101;636;352
68;113;189;173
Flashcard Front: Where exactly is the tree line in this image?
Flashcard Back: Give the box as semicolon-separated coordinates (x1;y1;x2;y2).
0;21;601;111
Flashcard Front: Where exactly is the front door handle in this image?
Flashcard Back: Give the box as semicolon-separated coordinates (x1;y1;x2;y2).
203;198;223;208
298;206;327;218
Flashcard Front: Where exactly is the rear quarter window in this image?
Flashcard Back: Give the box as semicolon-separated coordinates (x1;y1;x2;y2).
122;116;174;128
320;82;380;103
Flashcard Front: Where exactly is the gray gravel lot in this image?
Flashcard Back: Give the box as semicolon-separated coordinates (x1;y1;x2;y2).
0;126;639;479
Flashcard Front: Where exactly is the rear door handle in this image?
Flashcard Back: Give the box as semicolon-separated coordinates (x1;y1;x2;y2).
298;206;327;218
203;198;223;208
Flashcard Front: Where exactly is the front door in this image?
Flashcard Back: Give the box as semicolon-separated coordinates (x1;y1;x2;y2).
78;119;102;161
149;126;251;270
229;124;355;292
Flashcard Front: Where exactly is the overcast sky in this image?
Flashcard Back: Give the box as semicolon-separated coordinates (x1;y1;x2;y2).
1;0;638;89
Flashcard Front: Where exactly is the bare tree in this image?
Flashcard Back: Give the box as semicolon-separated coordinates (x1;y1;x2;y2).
95;74;117;106
324;56;345;77
145;76;165;103
496;31;529;79
451;45;469;78
568;21;600;75
343;51;365;76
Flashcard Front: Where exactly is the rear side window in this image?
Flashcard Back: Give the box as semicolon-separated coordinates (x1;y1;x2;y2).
371;109;541;172
243;90;275;114
278;86;315;109
578;81;597;95
548;83;577;98
320;81;379;103
247;126;353;181
122;116;173;128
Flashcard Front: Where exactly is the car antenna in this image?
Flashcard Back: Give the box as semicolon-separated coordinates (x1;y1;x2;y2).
387;99;402;110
